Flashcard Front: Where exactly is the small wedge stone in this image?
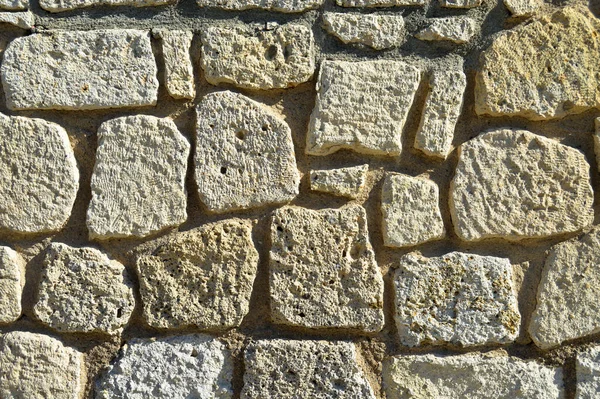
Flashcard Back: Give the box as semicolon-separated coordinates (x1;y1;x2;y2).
440;0;480;7
577;346;600;398
0;246;25;324
153;30;195;100
40;0;171;12
0;11;33;29
197;0;322;12
323;13;406;50
504;0;541;17
336;0;423;7
416;16;478;44
310;164;368;199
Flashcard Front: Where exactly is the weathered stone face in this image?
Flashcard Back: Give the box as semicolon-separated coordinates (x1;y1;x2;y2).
309;164;368;199
154;29;195;100
323;13;406;49
0;246;25;324
577;346;600;399
335;0;423;7
39;0;171;12
416;16;478;44
503;0;541;17
197;0;322;12
0;0;27;10
440;0;480;7
0;11;34;29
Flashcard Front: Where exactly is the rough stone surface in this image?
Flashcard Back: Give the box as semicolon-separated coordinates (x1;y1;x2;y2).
242;340;376;399
577;346;600;399
336;0;423;7
309;164;368;199
384;352;564;398
0;11;34;29
153;30;195;100
382;173;445;248
0;246;25;324
33;243;135;335
0;0;27;10
201;23;315;90
440;0;480;8
195;91;300;213
450;128;594;242
270;205;384;332
197;0;321;12
306;60;421;156
416;16;478;44
40;0;171;12
323;13;406;50
475;7;600;120
1;30;158;110
95;334;233;399
594;117;600;172
87;115;189;239
0;113;78;234
504;0;541;17
0;331;85;399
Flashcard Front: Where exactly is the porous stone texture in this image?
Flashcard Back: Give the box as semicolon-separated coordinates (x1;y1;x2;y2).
0;331;85;399
306;60;421;156
195;91;300;213
0;0;27;10
153;30;195;100
0;246;25;324
309;164;368;199
39;0;170;11
242;340;376;399
197;0;322;12
0;11;34;29
383;352;564;398
450;128;594;242
33;243;135;335
0;114;78;235
440;0;480;8
95;334;233;399
136;219;258;330
87;115;189;239
1;30;158;110
270;205;384;332
594;117;600;172
201;23;315;90
504;0;541;17
323;13;406;50
394;252;521;347
336;0;423;7
381;173;445;248
476;7;600;120
577;346;600;398
416;16;478;44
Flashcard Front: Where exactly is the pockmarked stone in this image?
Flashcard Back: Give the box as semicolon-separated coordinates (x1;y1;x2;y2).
33;243;135;335
594;117;600;172
440;0;480;8
270;205;384;332
450;128;594;241
87;115;189;239
576;346;600;399
136;219;258;330
154;30;195;100
1;30;158;110
504;0;540;17
242;340;376;399
95;334;233;399
336;0;423;7
197;0;321;12
323;13;406;50
201;23;315;90
381;173;445;248
0;114;78;234
475;7;600;120
383;352;564;398
309;164;368;199
0;0;27;10
0;331;85;399
394;252;521;347
416;16;477;44
306;60;421;156
0;246;25;324
195;91;300;213
40;0;171;12
0;11;34;29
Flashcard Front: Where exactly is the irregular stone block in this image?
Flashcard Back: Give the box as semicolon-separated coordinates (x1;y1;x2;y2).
195;91;300;213
336;0;423;7
153;29;195;100
0;114;78;234
40;0;171;12
450;128;594;241
242;340;376;399
96;334;233;399
0;331;85;399
577;346;600;399
504;0;541;17
201;23;315;90
384;352;564;398
307;60;421;156
594;117;600;172
33;243;135;335
197;0;322;12
440;0;480;7
416;16;477;44
0;11;34;29
87;115;189;239
0;246;25;324
270;205;384;333
0;0;27;10
1;30;158;110
382;173;445;248
309;164;368;199
323;13;406;50
476;7;600;120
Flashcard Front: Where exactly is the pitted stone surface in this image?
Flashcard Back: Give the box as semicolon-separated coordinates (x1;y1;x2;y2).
270;205;384;332
33;243;135;335
576;346;600;398
1;30;158;110
0;11;34;29
450;128;594;241
323;13;406;50
504;0;541;17
0;114;78;234
0;331;85;399
195;91;300;213
440;0;480;7
95;334;233;399
476;7;600;120
0;246;25;324
87;115;189;239
154;30;195;100
40;0;170;11
594;117;600;172
309;164;368;199
307;60;421;156
336;0;423;7
136;219;258;330
201;23;315;90
0;0;27;10
242;340;376;399
382;173;445;248
416;16;478;44
197;0;321;12
394;252;521;347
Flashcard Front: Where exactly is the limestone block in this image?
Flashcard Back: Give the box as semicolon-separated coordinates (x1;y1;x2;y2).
153;30;195;100
504;0;541;17
594;117;600;172
577;346;600;399
450;128;594;241
33;243;135;335
0;0;27;10
336;0;423;7
1;30;158;110
40;0;171;12
201;23;315;90
87;115;189;239
440;0;480;8
306;60;421;156
197;0;322;12
0;114;78;234
242;340;376;399
323;13;406;50
416;16;478;44
195;91;300;213
270;205;384;333
95;334;233;399
309;164;368;199
0;246;25;324
0;11;34;29
0;331;85;399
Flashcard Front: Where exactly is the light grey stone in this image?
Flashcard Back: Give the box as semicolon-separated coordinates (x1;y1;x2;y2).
577;346;600;399
336;0;423;7
323;13;406;50
154;29;195;100
2;30;158;110
0;0;27;10
504;0;541;17
197;0;322;12
0;11;33;29
0;246;25;324
309;164;368;199
40;0;171;12
440;0;480;8
416;16;478;44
